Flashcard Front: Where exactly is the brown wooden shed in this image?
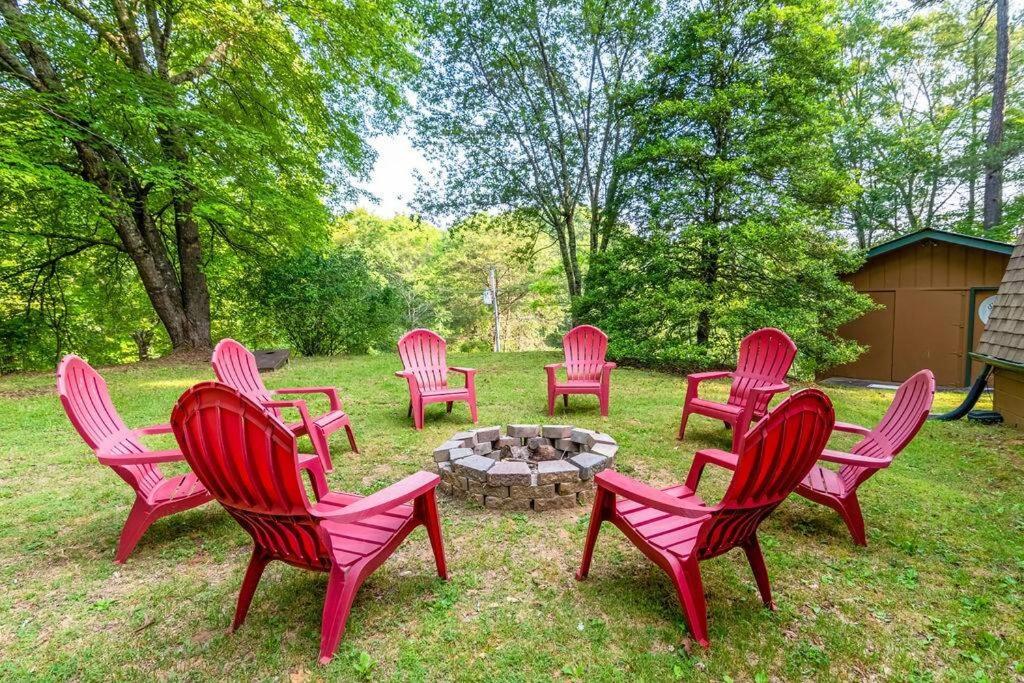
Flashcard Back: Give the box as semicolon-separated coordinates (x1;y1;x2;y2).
828;229;1013;387
971;232;1024;428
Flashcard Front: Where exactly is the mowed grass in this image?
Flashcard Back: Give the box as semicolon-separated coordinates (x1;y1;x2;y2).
1;351;1022;681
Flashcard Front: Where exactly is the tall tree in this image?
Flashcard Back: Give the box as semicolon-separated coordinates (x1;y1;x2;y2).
982;0;1009;230
413;0;657;303
610;0;862;348
0;0;415;352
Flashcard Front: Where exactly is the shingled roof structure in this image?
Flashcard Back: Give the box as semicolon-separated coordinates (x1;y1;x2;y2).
975;233;1024;368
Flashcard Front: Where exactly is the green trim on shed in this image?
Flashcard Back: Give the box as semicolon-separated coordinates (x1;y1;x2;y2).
866;229;1014;260
969;353;1024;373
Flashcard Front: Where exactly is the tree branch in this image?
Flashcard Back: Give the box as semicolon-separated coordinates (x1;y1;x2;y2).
170;39;231;84
52;0;131;64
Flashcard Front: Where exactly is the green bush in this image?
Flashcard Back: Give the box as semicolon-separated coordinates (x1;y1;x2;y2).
247;248;401;356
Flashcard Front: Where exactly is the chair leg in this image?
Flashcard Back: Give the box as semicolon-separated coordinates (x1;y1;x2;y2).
319;566;360;665
344;422;359;454
407;400;412;418
729;421;745;454
576;487;610;580
563;394;569;408
231;550;270;631
468;396;478;424
599;388;610;417
742;537;775;609
114;497;154;563
674;558;710;647
837;493;868;546
677;407;692;441
416;490;449;580
413;398;424;430
547;384;556;417
446;401;453;413
310;427;334;472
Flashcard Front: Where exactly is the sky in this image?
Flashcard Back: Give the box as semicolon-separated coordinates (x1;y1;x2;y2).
353;133;430;218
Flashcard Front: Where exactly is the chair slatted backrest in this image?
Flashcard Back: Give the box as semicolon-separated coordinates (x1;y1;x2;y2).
56;355;163;496
727;328;798;416
841;369;935;491
697;389;834;559
397;329;448;392
563;325;608;381
171;382;329;569
211;339;273;403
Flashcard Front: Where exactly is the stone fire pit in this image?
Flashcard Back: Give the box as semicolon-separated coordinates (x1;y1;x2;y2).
433;425;618;511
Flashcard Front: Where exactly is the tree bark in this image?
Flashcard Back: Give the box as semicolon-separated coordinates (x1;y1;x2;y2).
982;0;1009;231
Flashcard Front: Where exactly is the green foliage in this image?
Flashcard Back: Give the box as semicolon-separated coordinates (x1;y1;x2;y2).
0;0;418;359
412;0;658;300
579;0;870;375
333;210;444;330
246;248;401;356
837;0;1024;245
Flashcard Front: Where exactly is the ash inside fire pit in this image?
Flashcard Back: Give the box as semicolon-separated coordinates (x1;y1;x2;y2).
433;425;617;511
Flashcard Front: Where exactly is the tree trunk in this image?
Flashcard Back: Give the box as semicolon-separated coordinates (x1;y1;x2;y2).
982;0;1009;231
695;231;720;346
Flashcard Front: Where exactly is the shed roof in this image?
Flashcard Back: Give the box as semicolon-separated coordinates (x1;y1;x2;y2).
975;233;1024;367
866;228;1014;260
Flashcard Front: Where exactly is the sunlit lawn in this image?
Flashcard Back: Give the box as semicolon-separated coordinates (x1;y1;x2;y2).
1;351;1022;681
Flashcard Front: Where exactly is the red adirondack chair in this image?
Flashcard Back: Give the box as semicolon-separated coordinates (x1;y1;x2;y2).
55;354;212;563
546;325;617;417
396;329;478;430
57;355;329;563
577;389;834;646
171;382;447;664
211;338;358;471
677;327;797;452
687;369;935;546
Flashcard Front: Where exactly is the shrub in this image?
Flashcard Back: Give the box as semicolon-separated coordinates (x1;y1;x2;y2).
248;248;400;356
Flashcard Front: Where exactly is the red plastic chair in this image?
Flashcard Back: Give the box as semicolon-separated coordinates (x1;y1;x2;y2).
56;355;329;563
211;338;358;471
171;382;448;664
677;327;797;452
687;370;936;546
56;354;212;563
546;325;617;417
396;329;478;430
577;389;834;646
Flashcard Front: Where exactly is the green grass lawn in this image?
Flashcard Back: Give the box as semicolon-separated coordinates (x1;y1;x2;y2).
1;351;1022;681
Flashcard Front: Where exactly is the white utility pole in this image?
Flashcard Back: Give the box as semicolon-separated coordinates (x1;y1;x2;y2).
488;265;501;352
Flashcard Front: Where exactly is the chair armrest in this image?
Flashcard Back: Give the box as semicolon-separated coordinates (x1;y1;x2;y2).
545;363;563;380
694;448;739;471
687;370;732;383
749;382;789;397
833;421;872;437
312;471;440;523
819;449;890;469
97;448;184;466
603;362;618;370
449;367;476;376
264;399;317;433
684;448;739;490
137;423;173;436
274;386;341;411
595;471;712;519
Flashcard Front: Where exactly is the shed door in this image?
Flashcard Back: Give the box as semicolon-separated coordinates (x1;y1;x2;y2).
892;289;966;385
833;291;895;381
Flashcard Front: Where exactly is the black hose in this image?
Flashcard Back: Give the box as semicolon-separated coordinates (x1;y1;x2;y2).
929;364;993;421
